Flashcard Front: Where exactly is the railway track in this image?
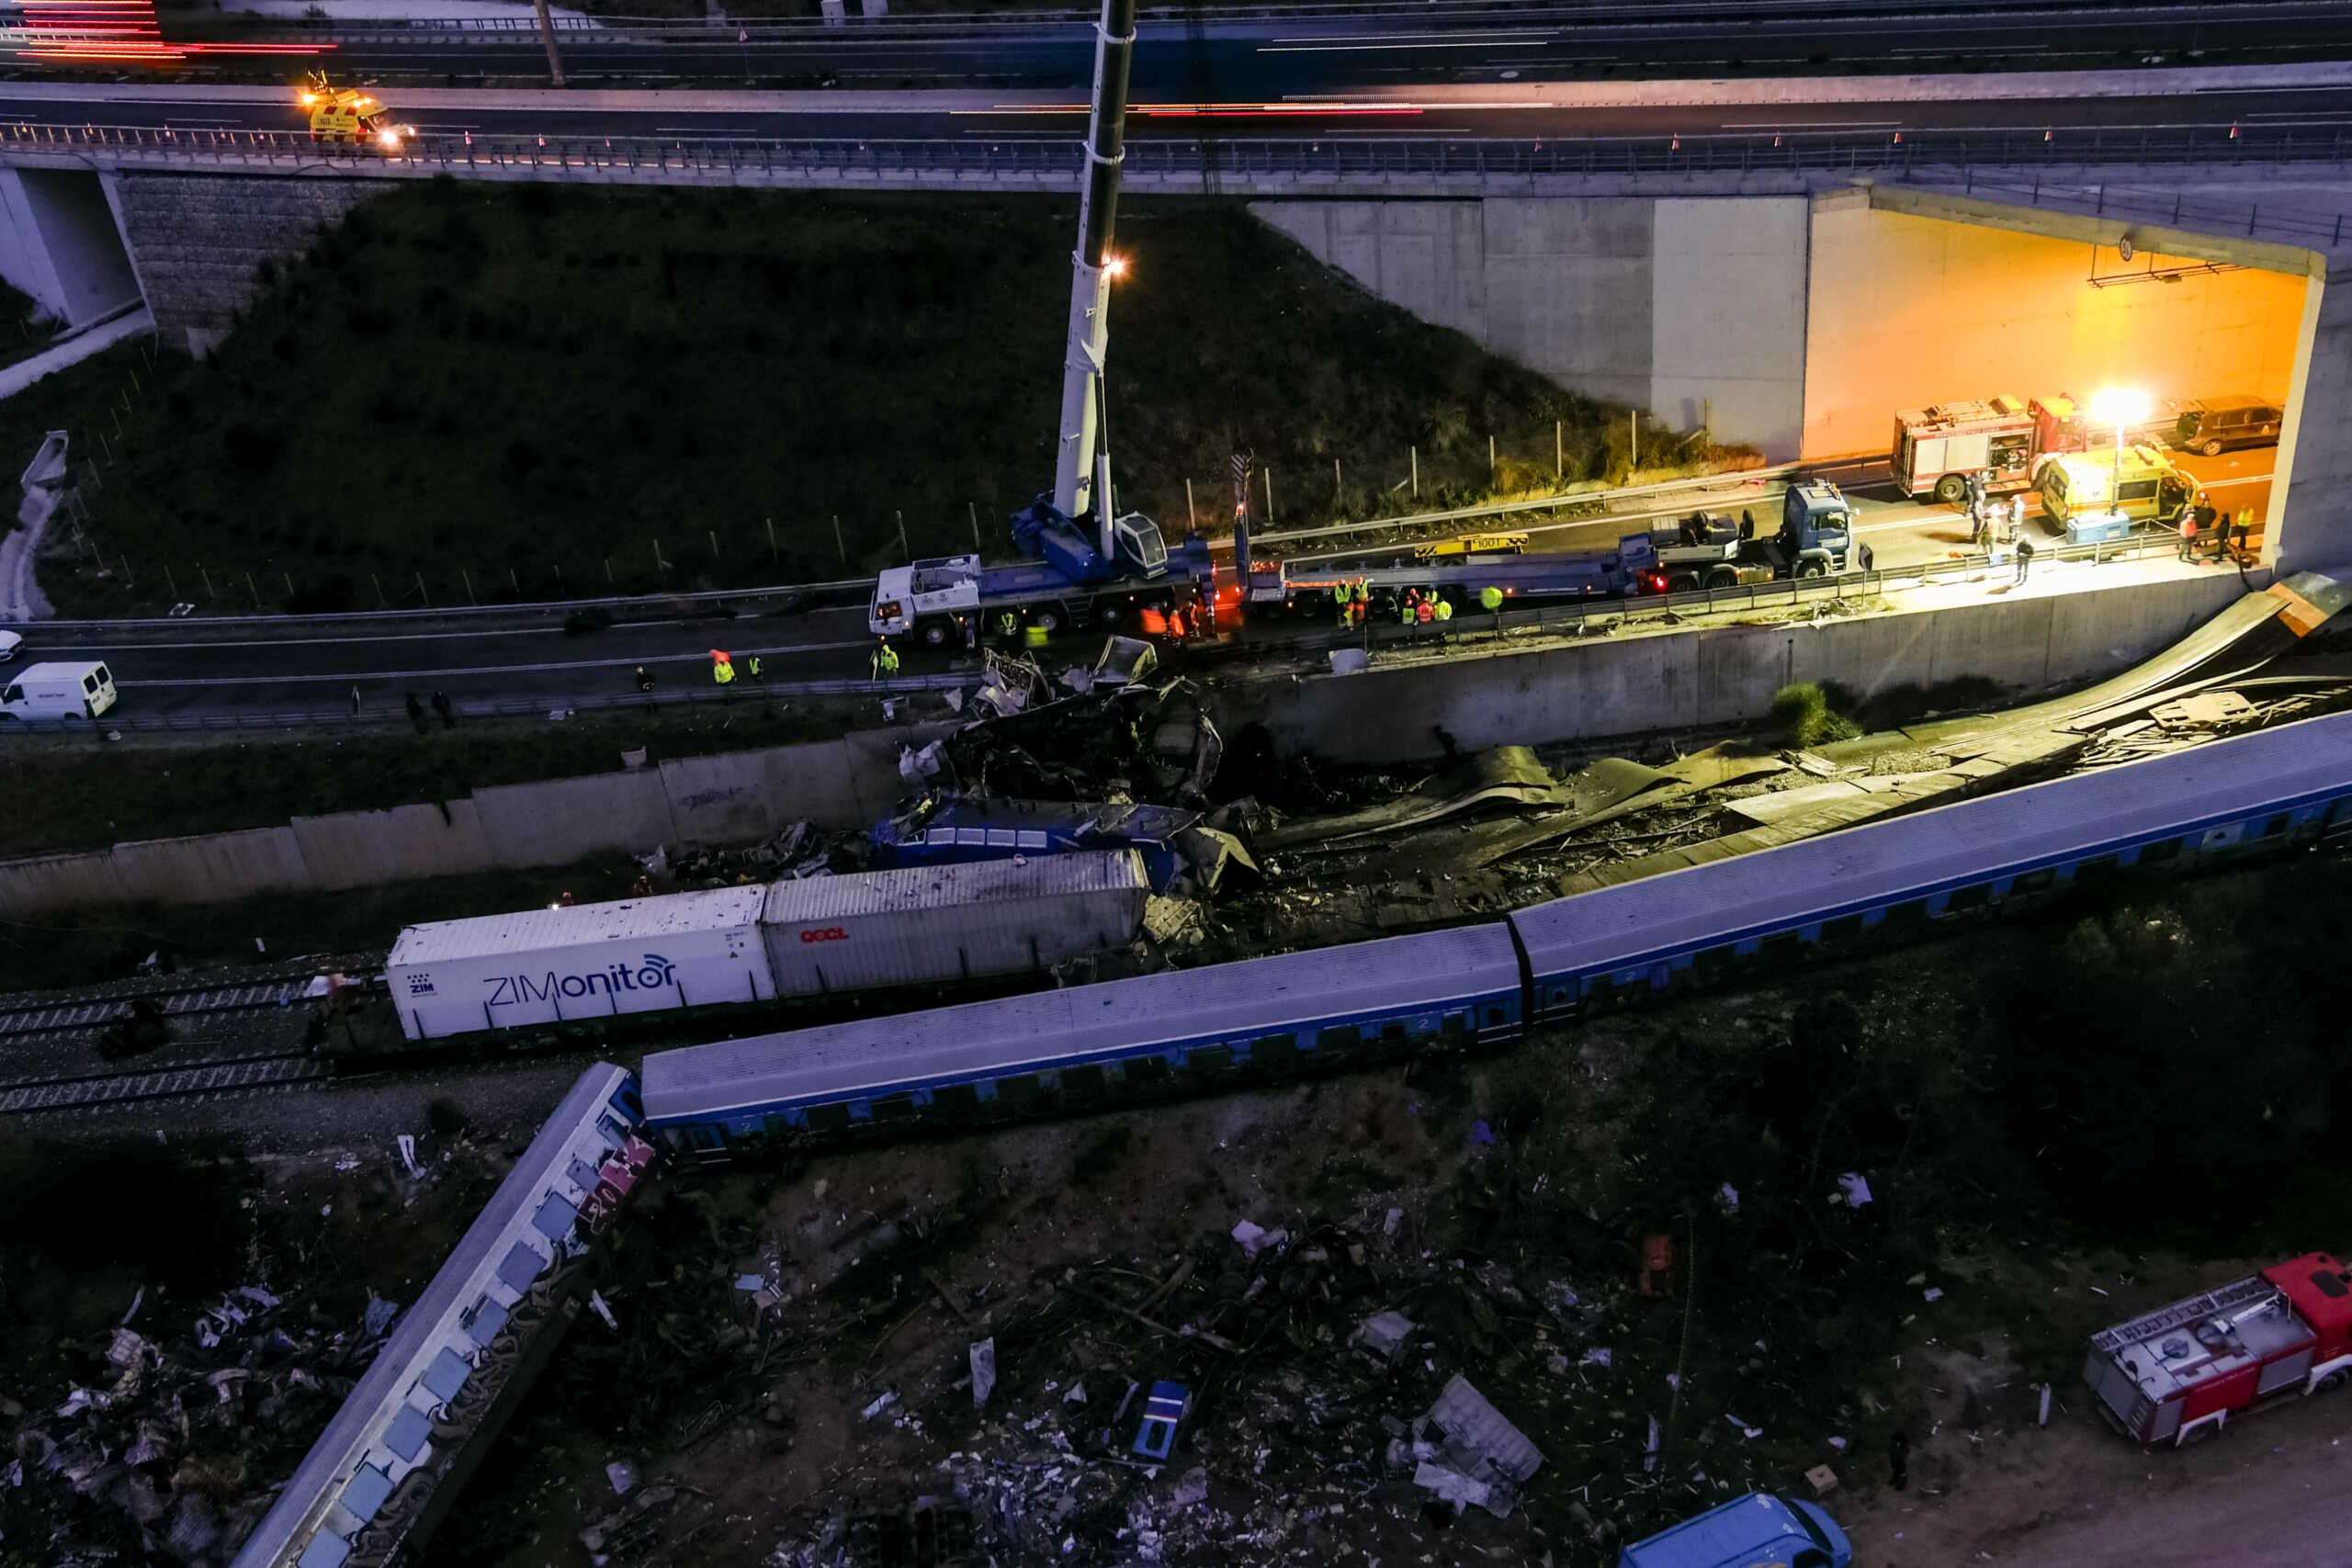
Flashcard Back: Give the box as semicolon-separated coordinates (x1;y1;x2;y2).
0;953;381;1041
0;1052;329;1116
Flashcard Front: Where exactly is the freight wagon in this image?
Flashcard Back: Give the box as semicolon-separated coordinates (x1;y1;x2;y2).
637;706;2352;1159
315;852;1150;1060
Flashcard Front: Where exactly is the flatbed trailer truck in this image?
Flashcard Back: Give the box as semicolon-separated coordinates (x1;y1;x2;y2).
1650;481;1855;592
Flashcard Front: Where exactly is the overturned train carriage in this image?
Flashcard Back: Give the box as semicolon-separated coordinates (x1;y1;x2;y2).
639;710;2352;1160
640;923;1525;1159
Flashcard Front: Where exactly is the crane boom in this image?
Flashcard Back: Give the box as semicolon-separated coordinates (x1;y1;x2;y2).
1051;0;1137;554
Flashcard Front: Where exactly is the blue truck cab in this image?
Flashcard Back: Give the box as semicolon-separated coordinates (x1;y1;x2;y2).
1619;1493;1852;1568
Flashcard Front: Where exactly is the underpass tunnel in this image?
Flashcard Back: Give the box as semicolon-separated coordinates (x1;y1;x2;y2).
1801;183;2335;573
0;167;144;333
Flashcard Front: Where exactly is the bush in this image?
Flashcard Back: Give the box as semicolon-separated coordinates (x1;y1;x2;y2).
1770;682;1860;749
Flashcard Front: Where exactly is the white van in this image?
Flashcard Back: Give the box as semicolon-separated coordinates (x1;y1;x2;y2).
1;660;118;721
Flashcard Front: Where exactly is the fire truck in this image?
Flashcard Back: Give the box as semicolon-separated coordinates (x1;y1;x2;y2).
1890;395;2087;506
2081;1252;2352;1447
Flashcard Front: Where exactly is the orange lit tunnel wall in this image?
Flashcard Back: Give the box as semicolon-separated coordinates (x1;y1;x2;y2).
1800;188;2312;460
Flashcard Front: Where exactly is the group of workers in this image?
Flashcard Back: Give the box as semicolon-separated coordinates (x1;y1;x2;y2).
2178;501;2256;565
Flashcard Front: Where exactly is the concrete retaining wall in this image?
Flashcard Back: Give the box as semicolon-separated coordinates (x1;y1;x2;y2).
0;167;144;328
1250;195;1813;457
0;725;939;917
1218;572;2245;763
107;172;380;355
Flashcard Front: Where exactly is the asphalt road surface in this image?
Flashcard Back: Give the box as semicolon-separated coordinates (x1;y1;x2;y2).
25;448;2272;723
8;79;2352;147
127;0;2352;90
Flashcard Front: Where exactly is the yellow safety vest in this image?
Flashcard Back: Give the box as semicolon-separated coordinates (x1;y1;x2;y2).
713;660;734;685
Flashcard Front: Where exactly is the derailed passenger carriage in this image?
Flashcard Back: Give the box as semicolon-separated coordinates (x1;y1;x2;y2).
639;924;1523;1162
1509;709;2352;1022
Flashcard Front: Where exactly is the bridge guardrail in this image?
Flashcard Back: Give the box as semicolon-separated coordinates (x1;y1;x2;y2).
5;121;2345;243
145;0;2351;40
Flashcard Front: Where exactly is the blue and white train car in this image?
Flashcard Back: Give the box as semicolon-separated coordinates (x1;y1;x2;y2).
640;924;1523;1161
1509;709;2352;1023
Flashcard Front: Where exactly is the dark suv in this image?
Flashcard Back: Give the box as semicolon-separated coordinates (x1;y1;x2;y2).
2175;397;2283;457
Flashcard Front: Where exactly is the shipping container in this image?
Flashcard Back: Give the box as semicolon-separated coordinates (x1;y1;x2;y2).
760;850;1149;996
388;886;775;1042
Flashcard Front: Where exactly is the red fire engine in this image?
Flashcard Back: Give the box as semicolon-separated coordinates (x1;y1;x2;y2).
2082;1252;2352;1447
1890;394;2087;505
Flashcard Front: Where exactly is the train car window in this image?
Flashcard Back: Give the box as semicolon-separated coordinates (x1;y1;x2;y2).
1317;1024;1362;1054
1121;1057;1170;1087
1255;1035;1302;1072
805;1102;852;1132
1379;1018;1410;1043
2009;869;2055;895
1186;1045;1233;1075
1582;976;1616;1008
1758;931;1801;963
1945;885;1991;913
2139;837;2183;865
932;1084;980;1111
1060;1065;1107;1098
1485;1006;1509;1028
1818;914;1864;945
1442;1010;1472;1040
2074;854;2120;883
1693;947;1735;979
997;1073;1042;1102
2261;813;2290;840
1882;899;1928;930
870;1093;917;1121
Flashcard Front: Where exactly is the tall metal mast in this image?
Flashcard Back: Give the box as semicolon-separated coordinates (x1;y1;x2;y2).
1050;0;1136;557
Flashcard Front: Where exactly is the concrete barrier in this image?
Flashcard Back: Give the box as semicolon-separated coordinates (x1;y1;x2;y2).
0;848;124;913
289;801;495;891
476;769;675;869
110;826;309;906
1223;572;2245;763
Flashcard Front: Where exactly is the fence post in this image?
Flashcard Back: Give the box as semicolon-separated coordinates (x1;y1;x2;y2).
1263;467;1275;527
1333;457;1342;501
968;501;981;553
1555;420;1563;480
1488;434;1496;483
201;564;215;600
164;564;177;599
897;511;910;560
833;514;846;566
1410;446;1419;498
708;528;721;562
245;571;260;607
1184;478;1196;530
766;517;778;563
461;569;476;605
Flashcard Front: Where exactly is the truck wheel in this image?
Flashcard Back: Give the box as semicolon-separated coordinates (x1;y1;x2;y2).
1935;474;1967;506
1799;559;1827;579
2200;438;2223;457
1668;572;1700;594
2318;1371;2348;1394
916;617;953;649
1706;567;1738;589
1093;599;1125;628
1031;606;1064;635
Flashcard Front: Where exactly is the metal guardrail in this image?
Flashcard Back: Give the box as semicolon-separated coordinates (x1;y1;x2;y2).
0;671;963;735
153;0;2352;40
5;123;2349;214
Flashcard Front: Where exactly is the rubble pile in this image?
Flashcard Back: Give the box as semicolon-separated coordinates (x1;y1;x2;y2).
4;1283;395;1565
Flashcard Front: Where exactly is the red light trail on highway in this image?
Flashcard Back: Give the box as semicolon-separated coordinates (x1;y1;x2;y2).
10;0;331;62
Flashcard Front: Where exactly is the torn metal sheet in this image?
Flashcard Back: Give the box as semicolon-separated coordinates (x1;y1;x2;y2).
1422;1374;1543;1484
1719;781;1869;827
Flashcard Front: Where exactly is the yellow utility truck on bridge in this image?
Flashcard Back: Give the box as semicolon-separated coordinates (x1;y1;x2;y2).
298;73;413;153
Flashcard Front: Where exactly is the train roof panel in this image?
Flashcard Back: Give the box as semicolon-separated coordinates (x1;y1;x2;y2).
763;850;1146;922
389;886;766;965
640;923;1521;1122
1511;712;2352;979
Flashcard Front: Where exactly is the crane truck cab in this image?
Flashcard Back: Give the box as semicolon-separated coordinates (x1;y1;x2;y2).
300;73;415;153
871;555;983;646
1648;482;1853;592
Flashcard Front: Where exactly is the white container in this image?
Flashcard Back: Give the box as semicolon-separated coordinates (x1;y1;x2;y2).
389;886;775;1042
760;851;1148;996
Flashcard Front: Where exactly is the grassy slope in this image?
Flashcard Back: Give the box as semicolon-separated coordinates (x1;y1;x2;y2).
42;186;1717;615
0;701;858;861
